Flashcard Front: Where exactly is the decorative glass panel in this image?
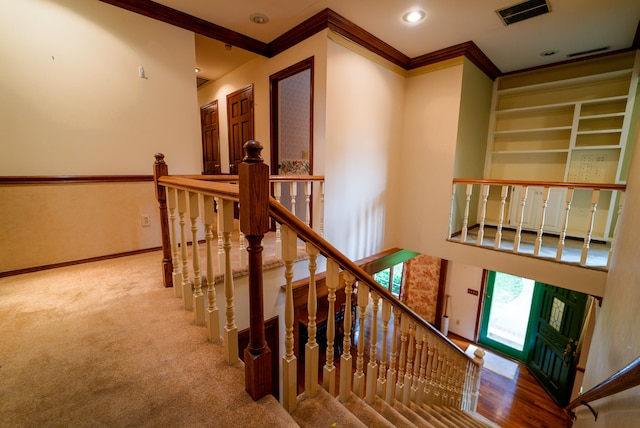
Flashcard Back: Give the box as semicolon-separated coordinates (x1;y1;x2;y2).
549;297;565;331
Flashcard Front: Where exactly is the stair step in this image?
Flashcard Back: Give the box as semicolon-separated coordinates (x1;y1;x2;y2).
369;396;418;427
391;399;438;428
291;388;366;428
412;403;454;428
434;405;486;428
462;410;501;428
341;393;397;427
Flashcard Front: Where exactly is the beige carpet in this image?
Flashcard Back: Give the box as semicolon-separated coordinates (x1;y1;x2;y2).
0;251;297;427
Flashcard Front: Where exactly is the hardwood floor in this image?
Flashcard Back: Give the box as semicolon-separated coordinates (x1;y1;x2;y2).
450;334;573;428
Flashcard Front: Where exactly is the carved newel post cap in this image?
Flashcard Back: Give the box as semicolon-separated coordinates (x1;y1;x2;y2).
243;140;263;163
154;153;166;165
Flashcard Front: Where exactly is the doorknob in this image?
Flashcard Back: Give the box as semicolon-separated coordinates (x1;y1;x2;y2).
563;338;576;365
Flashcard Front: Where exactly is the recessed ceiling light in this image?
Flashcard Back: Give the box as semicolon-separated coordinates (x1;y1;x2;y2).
250;13;269;24
403;10;426;23
195;68;201;73
540;49;558;57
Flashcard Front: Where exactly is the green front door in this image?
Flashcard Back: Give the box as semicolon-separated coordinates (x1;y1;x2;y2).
526;284;589;406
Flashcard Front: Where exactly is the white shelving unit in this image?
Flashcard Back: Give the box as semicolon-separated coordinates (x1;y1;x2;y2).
483;51;640;240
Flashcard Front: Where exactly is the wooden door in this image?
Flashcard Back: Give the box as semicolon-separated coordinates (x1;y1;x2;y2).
201;101;221;175
226;85;254;175
526;284;588;406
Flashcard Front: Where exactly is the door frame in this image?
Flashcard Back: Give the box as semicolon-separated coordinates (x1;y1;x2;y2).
200;100;221;175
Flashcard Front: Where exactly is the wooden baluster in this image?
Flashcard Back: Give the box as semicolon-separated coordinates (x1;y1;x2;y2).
273;182;282;259
581;189;600;265
402;322;415;405
305;243;320;397
495;185;509;249
556;188;574;261
608;191;625;268
339;271;355;402
323;258;339;395
353;282;369;398
448;183;456;239
439;348;450;406
385;306;400;405
454;357;465;408
203;195;220;343
423;333;433;405
534;187;550;256
304;181;312;227
281;225;298;412
220;198;238;365
289;181;297;217
189;192;205;325
395;312;409;401
377;300;391;399
513;186;529;252
414;326;427;405
167;187;182;298
239;140;272;401
461;184;473;242
433;341;444;405
215;197;224;273
320;181;325;237
153;153;173;288
177;189;193;311
426;337;437;406
365;290;380;404
477;184;490;246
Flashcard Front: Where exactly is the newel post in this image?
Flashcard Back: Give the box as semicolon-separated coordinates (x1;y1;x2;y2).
154;153;173;288
239;140;272;400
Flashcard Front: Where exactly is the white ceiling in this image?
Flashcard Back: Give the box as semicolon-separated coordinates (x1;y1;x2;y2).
156;0;640;81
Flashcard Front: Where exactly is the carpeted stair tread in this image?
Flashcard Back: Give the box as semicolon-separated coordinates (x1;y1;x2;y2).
421;405;459;428
291;387;366;428
341;393;397;428
369;396;416;427
413;403;453;428
463;410;501;428
391;399;437;427
434;405;485;428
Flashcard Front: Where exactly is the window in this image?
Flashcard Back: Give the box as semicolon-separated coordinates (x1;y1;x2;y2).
373;262;405;297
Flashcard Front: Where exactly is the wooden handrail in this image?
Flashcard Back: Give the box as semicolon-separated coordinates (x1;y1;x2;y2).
173;174;325;183
566;356;640;420
157;174;475;365
268;197;476;365
453;178;627;191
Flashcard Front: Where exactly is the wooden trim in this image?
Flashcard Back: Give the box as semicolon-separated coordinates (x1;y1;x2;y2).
453;178;627;191
475;269;489;342
435;259;449;330
98;0;269;56
0;175;153;185
0;247;161;278
410;41;501;80
158;176;241;201
633;19;640;50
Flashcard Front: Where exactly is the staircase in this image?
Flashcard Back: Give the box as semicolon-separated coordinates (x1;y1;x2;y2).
153;146;499;427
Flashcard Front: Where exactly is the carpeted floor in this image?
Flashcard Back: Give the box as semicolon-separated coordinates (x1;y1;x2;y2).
0;250;297;427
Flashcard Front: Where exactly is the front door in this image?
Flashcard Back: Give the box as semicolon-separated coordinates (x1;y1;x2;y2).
226;84;254;175
201;100;221;175
527;284;588;406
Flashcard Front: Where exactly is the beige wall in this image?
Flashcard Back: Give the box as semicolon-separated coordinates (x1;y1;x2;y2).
574;124;640;427
0;0;201;271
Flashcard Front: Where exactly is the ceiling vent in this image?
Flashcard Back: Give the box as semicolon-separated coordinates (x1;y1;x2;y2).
497;0;551;26
197;77;209;88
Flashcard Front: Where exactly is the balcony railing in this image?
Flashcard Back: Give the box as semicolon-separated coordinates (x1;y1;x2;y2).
449;178;627;269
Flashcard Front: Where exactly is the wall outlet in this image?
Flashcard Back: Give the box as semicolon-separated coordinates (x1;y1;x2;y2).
141;215;151;227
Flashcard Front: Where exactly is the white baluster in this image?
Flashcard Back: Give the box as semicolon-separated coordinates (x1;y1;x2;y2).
177;190;192;311
220;198;238;365
385;306;400;405
215;197;224;274
189;192;205;325
305;242;320;397
556;188;574;261
416;329;428;406
203;195;220;343
339;271;355;402
395;312;409;401
413;326;425;405
425;336;436;406
470;348;485;411
402;322;415;405
448;183;456;239
608;191;625;269
495;185;509;249
353;281;369;398
304;181;312;227
289;181;297;218
281;225;298;412
431;341;442;405
365;290;380;404
167;187;182;298
273;182;282;259
534;187;550;256
581;189;600;265
513;186;529;252
477;184;490;245
461;184;473;243
323;258;339;395
377;300;391;399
